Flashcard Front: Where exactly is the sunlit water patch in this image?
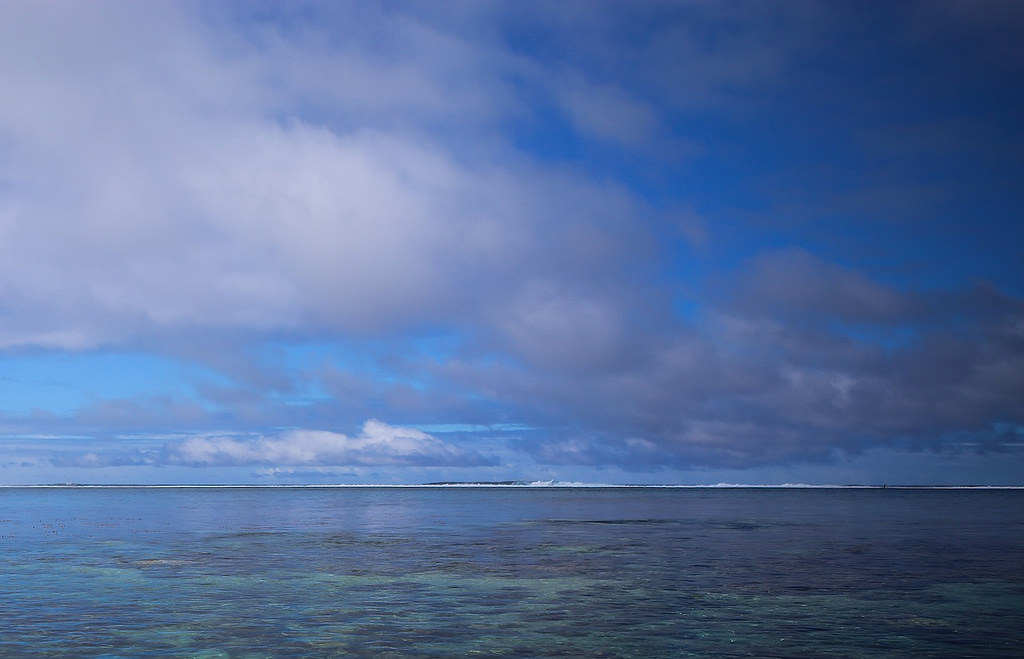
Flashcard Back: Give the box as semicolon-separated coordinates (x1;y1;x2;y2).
1;487;1022;657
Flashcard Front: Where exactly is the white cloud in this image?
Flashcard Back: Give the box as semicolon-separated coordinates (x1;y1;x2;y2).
0;2;652;349
167;420;492;467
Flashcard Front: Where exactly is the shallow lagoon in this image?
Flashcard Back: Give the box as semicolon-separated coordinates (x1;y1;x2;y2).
1;486;1022;657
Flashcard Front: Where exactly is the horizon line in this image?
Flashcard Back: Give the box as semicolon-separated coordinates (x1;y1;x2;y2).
3;482;1023;489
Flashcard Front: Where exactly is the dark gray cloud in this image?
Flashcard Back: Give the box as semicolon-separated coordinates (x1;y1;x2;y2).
436;249;1024;470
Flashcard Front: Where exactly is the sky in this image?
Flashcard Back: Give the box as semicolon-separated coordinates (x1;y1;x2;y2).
0;0;1022;485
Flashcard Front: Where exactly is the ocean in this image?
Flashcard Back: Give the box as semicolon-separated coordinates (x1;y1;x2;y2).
1;486;1022;657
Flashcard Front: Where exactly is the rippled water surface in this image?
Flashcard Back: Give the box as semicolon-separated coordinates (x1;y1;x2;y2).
1;486;1022;657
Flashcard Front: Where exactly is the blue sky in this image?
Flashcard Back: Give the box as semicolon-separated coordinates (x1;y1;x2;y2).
1;0;1022;485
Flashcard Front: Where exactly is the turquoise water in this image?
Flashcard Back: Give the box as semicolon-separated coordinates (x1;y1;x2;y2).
1;487;1022;657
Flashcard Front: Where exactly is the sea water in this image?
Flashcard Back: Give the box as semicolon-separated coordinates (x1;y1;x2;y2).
1;486;1022;657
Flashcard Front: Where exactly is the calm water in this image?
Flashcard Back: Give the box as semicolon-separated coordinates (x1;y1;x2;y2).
1;486;1022;657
